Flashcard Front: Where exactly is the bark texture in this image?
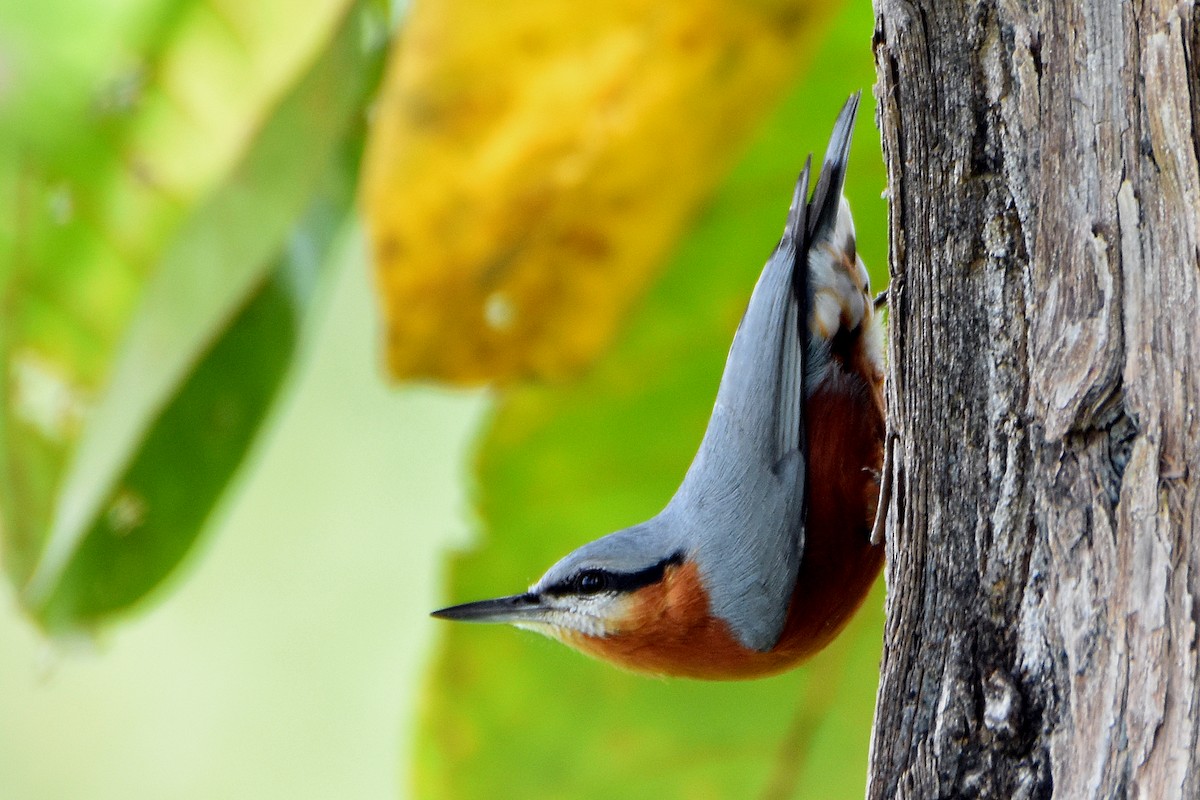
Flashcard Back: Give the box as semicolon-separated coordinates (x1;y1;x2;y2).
869;1;1200;797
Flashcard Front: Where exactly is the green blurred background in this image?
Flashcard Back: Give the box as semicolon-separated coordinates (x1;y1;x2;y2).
0;237;487;797
0;0;887;797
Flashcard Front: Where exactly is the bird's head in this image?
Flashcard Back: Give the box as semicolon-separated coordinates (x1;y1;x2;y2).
432;522;686;638
432;523;757;678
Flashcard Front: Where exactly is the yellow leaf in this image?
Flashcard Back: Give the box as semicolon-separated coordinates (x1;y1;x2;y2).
361;0;837;383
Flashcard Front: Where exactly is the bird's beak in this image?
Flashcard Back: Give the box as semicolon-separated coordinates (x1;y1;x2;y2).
430;592;547;625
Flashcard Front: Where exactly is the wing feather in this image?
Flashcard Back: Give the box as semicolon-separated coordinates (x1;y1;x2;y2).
667;95;860;652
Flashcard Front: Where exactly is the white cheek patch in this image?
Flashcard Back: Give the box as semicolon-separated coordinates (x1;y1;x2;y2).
512;598;623;641
513;620;568;642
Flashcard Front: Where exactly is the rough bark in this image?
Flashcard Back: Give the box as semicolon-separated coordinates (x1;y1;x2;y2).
868;1;1200;798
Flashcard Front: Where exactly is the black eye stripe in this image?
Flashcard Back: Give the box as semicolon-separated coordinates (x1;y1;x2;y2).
544;552;685;597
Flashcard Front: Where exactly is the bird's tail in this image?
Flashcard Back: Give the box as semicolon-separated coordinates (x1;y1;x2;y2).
782;156;813;258
807;91;860;246
780;92;860;305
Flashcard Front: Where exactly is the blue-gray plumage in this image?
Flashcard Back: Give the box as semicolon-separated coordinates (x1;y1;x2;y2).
433;94;885;680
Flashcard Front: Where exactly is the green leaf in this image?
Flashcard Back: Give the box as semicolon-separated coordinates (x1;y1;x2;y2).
1;0;358;593
9;0;387;630
419;4;887;798
32;268;299;629
29;144;370;630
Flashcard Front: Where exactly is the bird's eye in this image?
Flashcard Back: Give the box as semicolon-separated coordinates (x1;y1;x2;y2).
574;570;610;595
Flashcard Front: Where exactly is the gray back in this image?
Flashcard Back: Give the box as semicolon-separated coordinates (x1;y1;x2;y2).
663;96;860;651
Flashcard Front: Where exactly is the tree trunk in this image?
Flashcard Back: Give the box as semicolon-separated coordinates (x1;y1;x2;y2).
868;1;1200;797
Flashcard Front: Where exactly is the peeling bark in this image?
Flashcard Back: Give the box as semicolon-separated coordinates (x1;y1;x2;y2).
868;1;1200;797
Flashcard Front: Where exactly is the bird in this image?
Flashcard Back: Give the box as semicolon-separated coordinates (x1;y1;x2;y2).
432;93;885;680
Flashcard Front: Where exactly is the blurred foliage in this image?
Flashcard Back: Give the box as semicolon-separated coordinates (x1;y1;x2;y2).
362;0;838;383
420;2;887;799
1;0;387;631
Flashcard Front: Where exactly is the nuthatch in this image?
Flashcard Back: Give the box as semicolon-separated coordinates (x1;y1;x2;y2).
433;94;885;680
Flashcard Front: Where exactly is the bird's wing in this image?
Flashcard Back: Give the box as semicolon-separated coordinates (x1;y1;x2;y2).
668;94;860;652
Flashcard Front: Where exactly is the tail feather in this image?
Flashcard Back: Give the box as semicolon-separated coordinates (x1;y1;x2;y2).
807;91;860;245
783;92;860;306
783;155;813;254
